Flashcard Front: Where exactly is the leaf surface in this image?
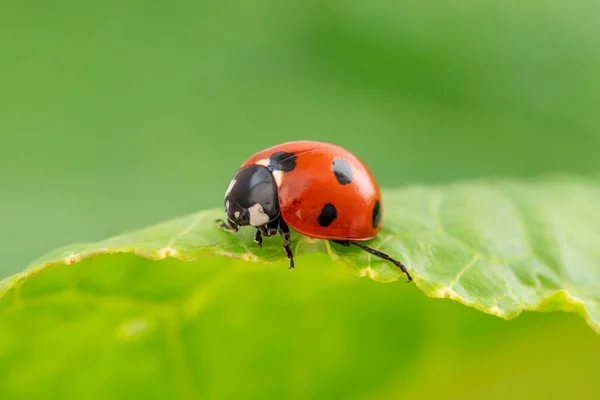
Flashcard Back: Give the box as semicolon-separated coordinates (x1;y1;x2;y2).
2;177;600;399
2;177;599;332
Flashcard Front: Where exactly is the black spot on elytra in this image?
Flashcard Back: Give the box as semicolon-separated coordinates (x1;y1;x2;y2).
268;151;297;172
292;199;301;206
372;200;381;228
332;158;353;185
318;203;337;227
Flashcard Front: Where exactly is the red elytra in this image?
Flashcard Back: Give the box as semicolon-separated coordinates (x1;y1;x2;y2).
241;141;382;241
219;141;411;281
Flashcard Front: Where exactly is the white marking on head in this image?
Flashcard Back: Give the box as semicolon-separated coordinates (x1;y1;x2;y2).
225;179;237;199
272;170;284;187
234;211;240;219
255;158;270;167
248;203;270;226
226;200;230;210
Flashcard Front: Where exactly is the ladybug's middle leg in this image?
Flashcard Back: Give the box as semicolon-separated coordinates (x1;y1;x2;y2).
278;219;295;269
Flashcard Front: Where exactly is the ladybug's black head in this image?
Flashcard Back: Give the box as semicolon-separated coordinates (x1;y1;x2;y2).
224;165;280;229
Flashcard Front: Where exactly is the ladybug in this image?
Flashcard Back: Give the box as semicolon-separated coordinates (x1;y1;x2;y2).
217;141;412;281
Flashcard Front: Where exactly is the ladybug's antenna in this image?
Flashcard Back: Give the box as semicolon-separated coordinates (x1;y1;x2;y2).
334;241;412;282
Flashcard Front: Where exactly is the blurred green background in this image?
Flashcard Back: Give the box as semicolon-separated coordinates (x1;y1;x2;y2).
2;0;600;277
1;0;600;398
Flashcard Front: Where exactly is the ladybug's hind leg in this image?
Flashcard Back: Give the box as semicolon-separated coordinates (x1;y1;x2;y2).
278;219;295;269
333;240;412;283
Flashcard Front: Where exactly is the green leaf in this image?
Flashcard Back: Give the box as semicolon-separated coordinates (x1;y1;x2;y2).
2;176;599;334
1;176;600;398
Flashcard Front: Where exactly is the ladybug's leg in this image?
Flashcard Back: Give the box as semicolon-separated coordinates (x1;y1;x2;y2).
261;220;279;237
333;240;412;283
215;218;238;232
254;229;263;249
278;219;295;269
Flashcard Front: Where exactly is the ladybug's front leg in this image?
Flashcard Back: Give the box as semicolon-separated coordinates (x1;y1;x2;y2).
254;229;263;249
256;219;278;250
278;219;295;269
215;218;238;232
